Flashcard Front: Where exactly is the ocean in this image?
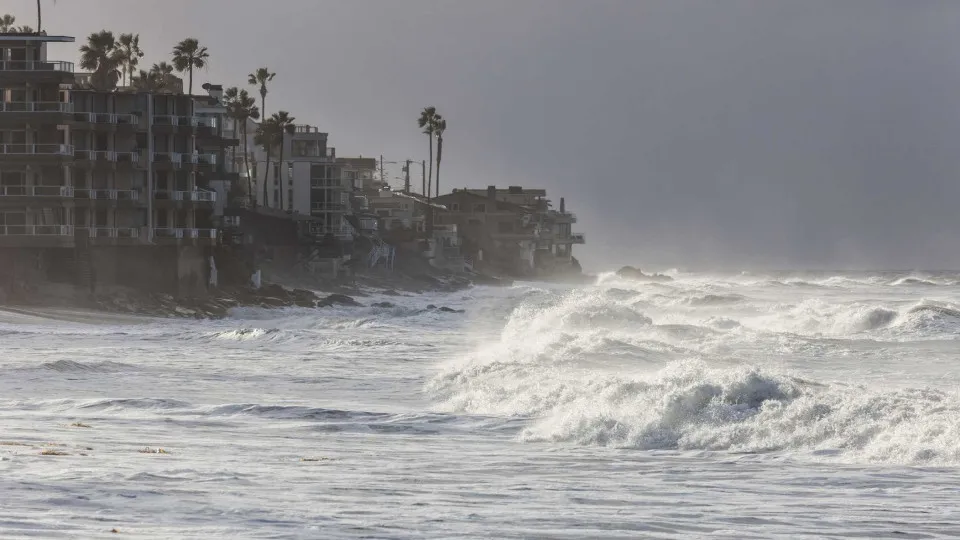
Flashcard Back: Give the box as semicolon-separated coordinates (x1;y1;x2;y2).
1;271;959;538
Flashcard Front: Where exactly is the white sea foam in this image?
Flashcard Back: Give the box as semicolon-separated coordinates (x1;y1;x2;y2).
3;272;960;537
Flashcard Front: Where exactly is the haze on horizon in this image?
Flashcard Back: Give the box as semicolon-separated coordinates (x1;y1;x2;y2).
10;0;960;271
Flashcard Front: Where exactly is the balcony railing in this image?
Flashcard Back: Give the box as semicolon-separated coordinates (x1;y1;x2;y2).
1;101;73;113
0;225;72;236
0;60;75;73
309;224;354;239
152;115;180;127
153;228;217;240
0;144;73;156
192;116;217;129
77;227;139;239
0;185;73;197
74;112;139;125
195;153;217;166
74;188;139;201
570;232;586;244
116;151;139;164
310;202;346;212
155;190;216;202
153;152;183;165
311;178;341;188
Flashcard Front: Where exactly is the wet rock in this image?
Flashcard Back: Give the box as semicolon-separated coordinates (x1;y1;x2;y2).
317;293;362;308
371;302;396;308
438;306;464;313
616;266;673;282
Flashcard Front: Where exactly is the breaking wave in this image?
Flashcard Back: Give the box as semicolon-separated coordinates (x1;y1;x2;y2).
430;279;960;464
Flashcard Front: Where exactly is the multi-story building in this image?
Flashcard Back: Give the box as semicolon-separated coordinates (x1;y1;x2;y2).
0;32;238;296
247;124;355;241
433;185;584;277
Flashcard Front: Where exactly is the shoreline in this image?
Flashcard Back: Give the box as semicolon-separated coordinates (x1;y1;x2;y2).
0;269;497;321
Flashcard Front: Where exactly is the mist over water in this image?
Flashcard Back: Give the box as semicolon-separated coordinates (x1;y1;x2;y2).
1;270;959;537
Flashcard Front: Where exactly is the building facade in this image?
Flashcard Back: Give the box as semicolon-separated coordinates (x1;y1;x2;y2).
0;32;238;296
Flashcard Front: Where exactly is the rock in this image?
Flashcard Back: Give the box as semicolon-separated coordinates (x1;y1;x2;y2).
381;289;400;296
438;306;464;313
260;283;290;299
318;293;362;308
259;297;289;308
426;304;437;310
371;302;395;308
616;266;674;282
292;288;318;301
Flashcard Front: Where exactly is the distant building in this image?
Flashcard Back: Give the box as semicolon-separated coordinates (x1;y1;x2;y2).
434;185;583;277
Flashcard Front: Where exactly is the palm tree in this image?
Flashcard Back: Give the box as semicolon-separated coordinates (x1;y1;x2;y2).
418;107;438;198
434;115;447;198
79;31;120;90
224;87;260;204
0;14;16;33
36;0;41;33
248;67;276;125
114;33;144;87
270;111;296;210
171;38;208;94
255;118;281;208
130;69;157;91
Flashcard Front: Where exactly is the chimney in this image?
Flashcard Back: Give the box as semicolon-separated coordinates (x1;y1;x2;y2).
560;197;566;213
487;185;497;201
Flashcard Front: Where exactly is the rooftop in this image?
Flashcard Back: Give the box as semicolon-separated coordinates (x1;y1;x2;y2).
0;33;74;43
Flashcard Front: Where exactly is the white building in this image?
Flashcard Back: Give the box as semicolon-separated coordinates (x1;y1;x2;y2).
243;123;353;240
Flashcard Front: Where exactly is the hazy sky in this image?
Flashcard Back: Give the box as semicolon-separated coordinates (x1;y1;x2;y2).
9;0;960;270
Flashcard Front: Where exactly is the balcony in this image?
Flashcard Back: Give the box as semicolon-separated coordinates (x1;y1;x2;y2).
311;178;342;188
0;185;74;207
74;188;140;206
0;224;74;247
153;190;216;206
0;144;74;161
73;112;140;130
192;116;217;129
570;232;586;244
76;227;141;245
0;60;75;84
0;101;73;125
309;224;354;240
310;202;346;213
74;149;119;168
152;152;183;170
195;153;217;167
153;228;218;245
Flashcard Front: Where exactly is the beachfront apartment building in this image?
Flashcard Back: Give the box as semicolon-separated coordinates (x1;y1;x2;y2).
0;32;239;295
244;123;359;241
433;185;584;276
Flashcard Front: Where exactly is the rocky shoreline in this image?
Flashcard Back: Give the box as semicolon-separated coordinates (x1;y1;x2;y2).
0;270;495;320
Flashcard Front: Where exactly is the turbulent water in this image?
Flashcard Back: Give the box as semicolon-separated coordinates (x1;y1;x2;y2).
2;271;960;538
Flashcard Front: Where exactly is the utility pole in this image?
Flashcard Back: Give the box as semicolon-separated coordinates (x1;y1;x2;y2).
379;154;385;190
404;159;411;193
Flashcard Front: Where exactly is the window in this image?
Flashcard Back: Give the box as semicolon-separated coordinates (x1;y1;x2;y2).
274;189;279;205
451;203;460;212
288;190;293;210
474;204;486;213
292;140;320;157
